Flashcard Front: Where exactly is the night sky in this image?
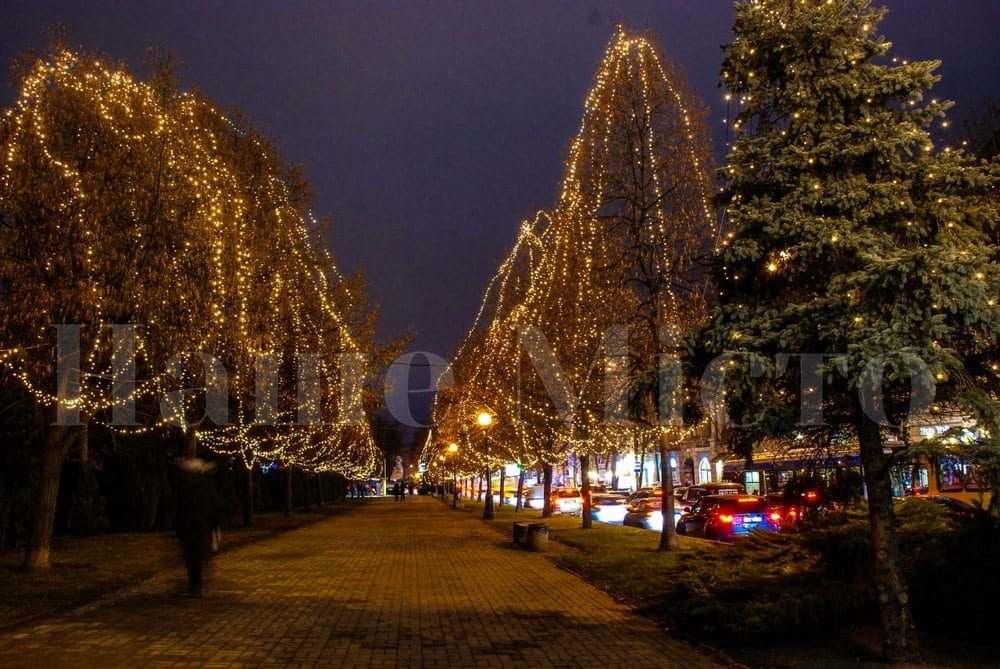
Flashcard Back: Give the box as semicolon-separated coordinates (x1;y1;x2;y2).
2;1;998;417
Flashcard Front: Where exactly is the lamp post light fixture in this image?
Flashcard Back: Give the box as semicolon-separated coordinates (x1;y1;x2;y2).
448;442;459;508
478;412;495;520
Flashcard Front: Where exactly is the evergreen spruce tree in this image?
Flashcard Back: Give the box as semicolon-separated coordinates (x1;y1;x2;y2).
707;1;999;662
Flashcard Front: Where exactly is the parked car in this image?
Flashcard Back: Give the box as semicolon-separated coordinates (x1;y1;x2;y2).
677;482;745;512
550;487;583;515
765;492;803;528
627;487;662;504
623;497;663;531
766;488;829;528
523;483;547;510
676;494;780;542
590;492;630;524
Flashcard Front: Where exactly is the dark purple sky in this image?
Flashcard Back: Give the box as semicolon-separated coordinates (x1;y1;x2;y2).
2;0;998;369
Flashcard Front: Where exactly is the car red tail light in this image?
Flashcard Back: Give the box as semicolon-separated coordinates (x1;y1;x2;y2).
718;513;733;523
770;512;781;522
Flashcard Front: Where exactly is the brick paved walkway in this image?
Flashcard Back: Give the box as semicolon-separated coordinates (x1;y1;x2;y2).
0;496;722;668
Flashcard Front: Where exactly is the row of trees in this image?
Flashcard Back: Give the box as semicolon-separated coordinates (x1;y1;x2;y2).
0;47;400;569
429;2;998;663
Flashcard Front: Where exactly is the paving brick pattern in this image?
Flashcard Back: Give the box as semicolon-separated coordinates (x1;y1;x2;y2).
0;497;721;668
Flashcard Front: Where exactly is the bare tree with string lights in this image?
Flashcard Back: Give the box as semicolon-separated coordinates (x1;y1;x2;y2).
433;28;717;541
491;27;716;537
0;46;393;566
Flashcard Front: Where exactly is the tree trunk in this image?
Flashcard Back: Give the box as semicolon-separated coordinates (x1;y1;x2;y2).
542;462;553;518
283;465;293;517
23;422;81;571
638;442;647;487
857;410;920;663
657;434;679;551
515;467;525;512
498;469;505;507
242;460;254;527
316;472;324;507
483;466;495;520
70;427;100;535
182;427;197;458
580;453;592;529
610;449;620;490
302;471;311;511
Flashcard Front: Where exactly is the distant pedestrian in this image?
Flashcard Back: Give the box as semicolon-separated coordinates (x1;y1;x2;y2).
392;480;401;502
174;457;219;597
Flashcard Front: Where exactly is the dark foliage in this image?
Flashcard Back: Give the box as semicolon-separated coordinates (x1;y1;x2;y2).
646;503;999;643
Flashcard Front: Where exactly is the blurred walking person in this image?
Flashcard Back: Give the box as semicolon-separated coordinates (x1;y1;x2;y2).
175;457;219;597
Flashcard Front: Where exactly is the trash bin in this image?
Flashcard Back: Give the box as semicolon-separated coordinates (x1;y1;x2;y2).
527;523;548;552
513;521;529;546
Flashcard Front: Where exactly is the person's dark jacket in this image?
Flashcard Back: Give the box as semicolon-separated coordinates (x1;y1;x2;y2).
175;468;218;538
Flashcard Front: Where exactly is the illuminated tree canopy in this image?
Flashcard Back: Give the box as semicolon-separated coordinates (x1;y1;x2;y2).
0;47;390;568
428;28;717;487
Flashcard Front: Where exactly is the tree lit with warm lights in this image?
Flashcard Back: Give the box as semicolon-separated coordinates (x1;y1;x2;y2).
429;27;717;534
0;46;392;569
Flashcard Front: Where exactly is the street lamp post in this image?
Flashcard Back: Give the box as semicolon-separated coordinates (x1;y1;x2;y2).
437;455;446;501
478;412;495;520
448;443;459;508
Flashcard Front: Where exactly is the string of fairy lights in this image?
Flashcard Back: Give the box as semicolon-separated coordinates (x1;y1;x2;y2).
425;27;720;479
0;49;380;479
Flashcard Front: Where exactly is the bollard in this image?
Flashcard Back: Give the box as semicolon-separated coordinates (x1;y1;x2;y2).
513;521;529;546
527;523;548;552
